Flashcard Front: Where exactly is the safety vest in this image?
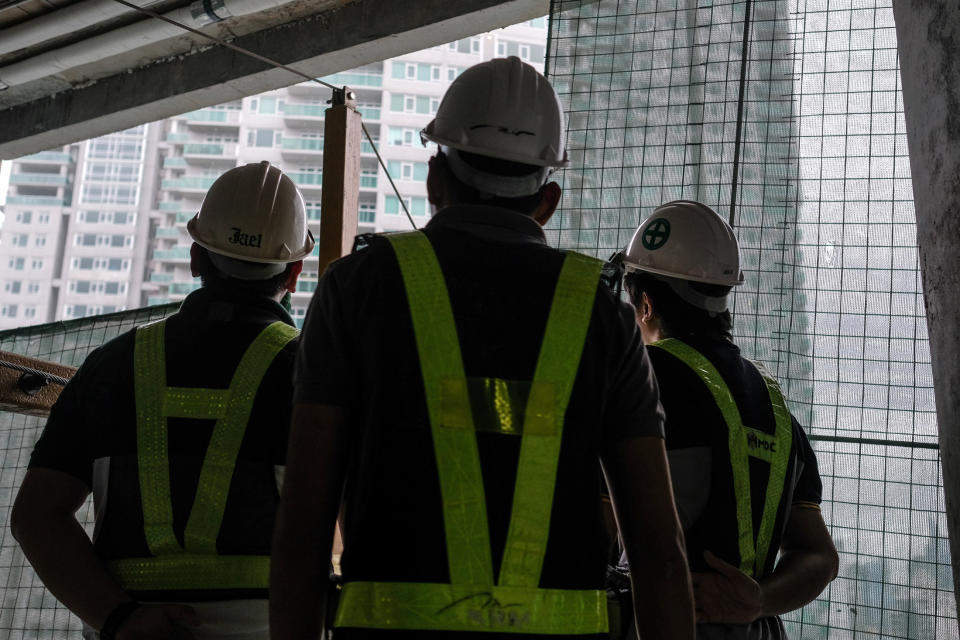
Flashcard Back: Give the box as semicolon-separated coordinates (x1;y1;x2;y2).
334;231;608;634
108;318;297;591
649;338;793;579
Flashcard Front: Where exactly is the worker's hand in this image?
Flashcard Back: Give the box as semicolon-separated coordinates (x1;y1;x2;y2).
115;604;201;639
691;550;763;625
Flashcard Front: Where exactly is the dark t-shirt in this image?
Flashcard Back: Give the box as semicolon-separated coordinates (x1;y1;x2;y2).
295;205;664;639
29;287;298;601
649;335;822;640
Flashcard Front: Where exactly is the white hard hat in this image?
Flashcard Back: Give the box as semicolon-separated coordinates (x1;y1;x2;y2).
187;161;314;279
421;56;568;197
623;200;744;287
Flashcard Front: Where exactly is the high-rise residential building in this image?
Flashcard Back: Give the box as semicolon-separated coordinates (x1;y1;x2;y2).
0;20;548;330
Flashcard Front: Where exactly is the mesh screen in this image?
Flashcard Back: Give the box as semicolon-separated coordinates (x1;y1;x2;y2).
547;0;955;637
0;304;177;637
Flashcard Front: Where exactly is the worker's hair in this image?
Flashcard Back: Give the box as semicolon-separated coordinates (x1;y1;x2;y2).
433;149;547;215
192;245;293;297
624;271;734;341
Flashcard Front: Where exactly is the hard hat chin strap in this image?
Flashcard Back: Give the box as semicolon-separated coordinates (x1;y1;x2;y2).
654;274;730;315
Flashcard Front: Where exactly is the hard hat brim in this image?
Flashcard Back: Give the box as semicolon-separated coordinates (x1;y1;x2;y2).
623;261;745;287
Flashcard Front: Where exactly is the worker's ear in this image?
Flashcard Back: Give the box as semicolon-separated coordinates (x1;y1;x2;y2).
531;182;561;227
284;260;304;293
189;243;202;278
638;292;655;324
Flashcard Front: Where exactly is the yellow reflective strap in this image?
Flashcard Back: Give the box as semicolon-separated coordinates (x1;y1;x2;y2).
335;581;607;634
499;252;601;587
184;322;298;553
134;320;180;555
386;232;494;586
753;376;793;577
110;554;269;591
162;387;230;419
650;339;756;575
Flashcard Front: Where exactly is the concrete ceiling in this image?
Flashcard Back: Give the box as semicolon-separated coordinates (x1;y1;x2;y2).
0;0;551;159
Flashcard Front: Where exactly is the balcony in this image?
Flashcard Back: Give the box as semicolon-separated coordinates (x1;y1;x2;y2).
10;173;69;186
155;227;180;238
176;212;195;224
319;72;383;88
359;106;381;121
150;273;174;283
182;143;237;163
20;151;72;164
180;109;241;126
6;195;67;206
280;137;324;161
161;176;217;193
282;103;325;125
154;247;191;261
306;207;321;221
148;296;172;306
159;201;186;211
163;157;188;168
170;281;202;295
288;172;322;191
360;174;377;189
166;133;190;143
295;279;319;294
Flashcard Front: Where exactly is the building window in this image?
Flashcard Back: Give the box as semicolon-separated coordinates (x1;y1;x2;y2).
9;258;25;270
497;41;507;57
519;44;531;61
259;97;278;114
4;281;22;294
14;233;29;247
15;211;32;224
31;259;42;270
34;235;46;247
24;307;36;319
0;305;18;318
38;213;50;224
27;282;40;294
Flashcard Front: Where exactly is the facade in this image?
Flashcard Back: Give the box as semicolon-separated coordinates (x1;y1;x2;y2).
0;19;548;330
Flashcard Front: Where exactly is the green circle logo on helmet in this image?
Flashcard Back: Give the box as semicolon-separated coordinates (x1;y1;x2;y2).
419;56;569;198
187;161;315;279
641;218;671;251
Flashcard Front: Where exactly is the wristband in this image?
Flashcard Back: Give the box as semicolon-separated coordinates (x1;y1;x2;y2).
99;601;140;640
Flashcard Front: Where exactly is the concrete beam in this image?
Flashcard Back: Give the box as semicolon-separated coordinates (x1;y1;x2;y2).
892;0;960;613
0;0;549;159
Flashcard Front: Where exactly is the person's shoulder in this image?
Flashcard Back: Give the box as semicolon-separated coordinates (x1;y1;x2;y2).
324;233;398;280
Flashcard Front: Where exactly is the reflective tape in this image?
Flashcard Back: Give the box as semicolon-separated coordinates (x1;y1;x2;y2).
128;319;297;589
650;338;793;578
387;231;493;586
110;554;270;591
337;232;605;634
335;582;607;634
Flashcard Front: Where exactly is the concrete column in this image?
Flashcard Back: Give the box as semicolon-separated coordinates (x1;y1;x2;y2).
892;1;960;613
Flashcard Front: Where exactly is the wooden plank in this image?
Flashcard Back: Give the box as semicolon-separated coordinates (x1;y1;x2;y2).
317;97;363;275
0;351;76;417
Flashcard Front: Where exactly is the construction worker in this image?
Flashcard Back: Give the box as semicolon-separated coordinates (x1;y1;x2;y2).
617;201;839;638
270;56;695;639
10;161;313;640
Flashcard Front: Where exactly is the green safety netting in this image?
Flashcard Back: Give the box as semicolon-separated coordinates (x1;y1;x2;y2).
546;0;953;637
